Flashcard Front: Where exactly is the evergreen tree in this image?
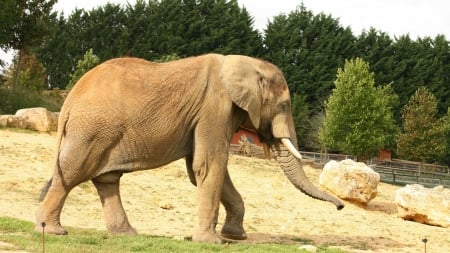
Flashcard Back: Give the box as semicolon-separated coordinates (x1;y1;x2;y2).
66;49;100;90
320;58;396;160
38;0;263;89
264;4;356;114
396;87;447;163
291;93;309;148
443;108;450;166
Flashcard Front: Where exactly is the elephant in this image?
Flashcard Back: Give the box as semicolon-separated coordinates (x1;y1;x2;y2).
35;54;344;243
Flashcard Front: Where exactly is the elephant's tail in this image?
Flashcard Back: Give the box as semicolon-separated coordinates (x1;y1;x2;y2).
38;178;52;202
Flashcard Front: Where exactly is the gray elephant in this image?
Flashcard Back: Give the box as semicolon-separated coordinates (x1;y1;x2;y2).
36;54;344;243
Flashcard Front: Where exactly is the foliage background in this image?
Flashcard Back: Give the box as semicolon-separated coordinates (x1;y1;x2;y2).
1;0;449;164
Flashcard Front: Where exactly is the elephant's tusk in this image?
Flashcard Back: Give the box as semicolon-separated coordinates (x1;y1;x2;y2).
281;138;303;160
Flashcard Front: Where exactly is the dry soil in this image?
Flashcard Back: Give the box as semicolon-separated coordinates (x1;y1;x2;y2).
0;129;449;252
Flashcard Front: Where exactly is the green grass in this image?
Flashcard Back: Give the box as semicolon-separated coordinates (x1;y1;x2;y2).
0;217;348;253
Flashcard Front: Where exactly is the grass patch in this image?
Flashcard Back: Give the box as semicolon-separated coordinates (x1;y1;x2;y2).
0;217;348;253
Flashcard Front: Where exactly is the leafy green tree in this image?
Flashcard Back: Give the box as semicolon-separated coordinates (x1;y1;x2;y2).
396;87;447;163
3;0;57;87
320;58;396;160
155;53;181;63
66;49;100;90
0;0;20;67
2;52;47;90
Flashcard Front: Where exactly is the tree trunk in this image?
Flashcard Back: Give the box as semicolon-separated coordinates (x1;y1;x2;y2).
13;49;23;89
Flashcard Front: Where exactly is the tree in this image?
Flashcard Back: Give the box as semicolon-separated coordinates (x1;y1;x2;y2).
396;87;447;163
291;93;309;148
2;52;47;91
66;49;100;90
264;4;356;114
320;58;396;160
0;0;20;67
155;53;180;63
38;0;263;89
442;108;450;166
3;0;57;88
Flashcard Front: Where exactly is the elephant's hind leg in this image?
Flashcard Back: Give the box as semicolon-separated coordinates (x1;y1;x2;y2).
92;171;136;235
35;176;71;235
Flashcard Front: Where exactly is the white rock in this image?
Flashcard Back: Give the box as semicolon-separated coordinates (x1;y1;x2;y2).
395;184;450;228
14;107;58;132
0;115;9;127
319;159;380;205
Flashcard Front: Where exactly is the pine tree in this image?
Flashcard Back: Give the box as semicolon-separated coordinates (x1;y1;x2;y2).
291;93;309;148
320;58;396;160
264;4;356;114
396;87;447;163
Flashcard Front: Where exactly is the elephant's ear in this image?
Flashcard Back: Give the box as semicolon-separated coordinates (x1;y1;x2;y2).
220;55;262;129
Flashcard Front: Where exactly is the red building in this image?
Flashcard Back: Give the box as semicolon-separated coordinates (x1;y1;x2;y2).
230;127;262;146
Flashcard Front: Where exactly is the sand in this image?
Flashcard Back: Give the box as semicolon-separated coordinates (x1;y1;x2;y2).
0;129;449;252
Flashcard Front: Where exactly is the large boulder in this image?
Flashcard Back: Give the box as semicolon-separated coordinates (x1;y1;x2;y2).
319;159;380;205
14;107;58;132
395;184;450;228
0;115;10;127
3;114;25;129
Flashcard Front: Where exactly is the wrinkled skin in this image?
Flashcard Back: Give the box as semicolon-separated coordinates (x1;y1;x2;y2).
36;54;344;243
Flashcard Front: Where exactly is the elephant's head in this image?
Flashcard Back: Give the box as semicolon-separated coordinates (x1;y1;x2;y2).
221;55;344;210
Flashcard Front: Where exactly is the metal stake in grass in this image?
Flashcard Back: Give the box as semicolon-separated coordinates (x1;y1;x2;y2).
41;222;46;253
422;238;427;253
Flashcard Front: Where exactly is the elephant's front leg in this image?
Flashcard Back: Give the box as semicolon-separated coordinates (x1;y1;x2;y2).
220;171;247;240
92;172;136;235
192;152;227;243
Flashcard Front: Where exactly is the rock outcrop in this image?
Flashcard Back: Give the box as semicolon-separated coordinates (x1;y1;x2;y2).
395;184;450;228
0;107;59;132
319;159;380;205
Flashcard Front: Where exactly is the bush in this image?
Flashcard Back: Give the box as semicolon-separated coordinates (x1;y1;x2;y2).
0;87;63;114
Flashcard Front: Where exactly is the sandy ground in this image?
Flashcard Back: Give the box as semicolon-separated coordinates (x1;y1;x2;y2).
0;129;449;252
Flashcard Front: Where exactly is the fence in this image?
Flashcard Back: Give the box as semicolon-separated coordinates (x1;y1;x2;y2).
369;159;450;188
229;144;266;158
229;144;450;188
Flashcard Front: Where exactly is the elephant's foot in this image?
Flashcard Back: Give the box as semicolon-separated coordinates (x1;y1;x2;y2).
192;230;223;244
35;209;67;235
34;222;67;235
108;225;137;236
221;223;247;240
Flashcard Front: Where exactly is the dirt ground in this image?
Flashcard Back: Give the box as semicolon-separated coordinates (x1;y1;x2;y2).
0;129;449;252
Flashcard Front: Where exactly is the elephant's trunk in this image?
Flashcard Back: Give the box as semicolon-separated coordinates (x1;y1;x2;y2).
272;140;344;210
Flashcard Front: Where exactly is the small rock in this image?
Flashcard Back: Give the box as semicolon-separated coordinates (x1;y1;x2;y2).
160;203;174;210
298;244;317;252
